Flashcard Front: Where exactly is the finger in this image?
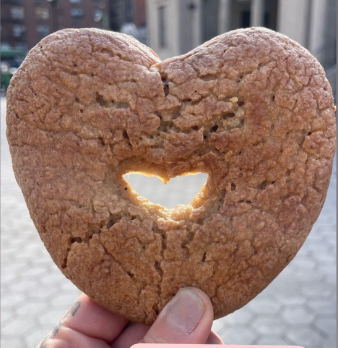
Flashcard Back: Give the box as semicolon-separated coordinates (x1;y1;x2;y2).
61;293;129;342
141;287;213;344
37;326;109;348
206;331;224;344
111;323;149;348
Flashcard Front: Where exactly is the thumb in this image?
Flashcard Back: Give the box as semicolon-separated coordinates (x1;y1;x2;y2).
141;287;214;344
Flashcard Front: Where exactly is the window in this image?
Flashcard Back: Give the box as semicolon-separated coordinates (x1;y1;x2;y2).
35;7;49;20
202;0;218;42
12;24;26;38
158;6;166;48
10;6;24;20
93;9;103;22
241;10;251;28
124;0;133;22
263;0;278;31
37;25;50;39
70;8;84;17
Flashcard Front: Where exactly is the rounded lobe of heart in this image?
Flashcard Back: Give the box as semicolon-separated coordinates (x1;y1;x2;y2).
6;27;336;324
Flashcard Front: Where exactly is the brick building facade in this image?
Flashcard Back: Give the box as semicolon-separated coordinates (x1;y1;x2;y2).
1;0;145;50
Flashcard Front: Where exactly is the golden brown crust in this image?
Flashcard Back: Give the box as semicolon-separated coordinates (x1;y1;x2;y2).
7;27;336;324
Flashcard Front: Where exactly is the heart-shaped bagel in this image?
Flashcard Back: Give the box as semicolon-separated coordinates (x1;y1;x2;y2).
7;28;335;324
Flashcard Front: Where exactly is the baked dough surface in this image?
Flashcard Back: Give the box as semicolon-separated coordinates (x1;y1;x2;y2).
7;28;336;324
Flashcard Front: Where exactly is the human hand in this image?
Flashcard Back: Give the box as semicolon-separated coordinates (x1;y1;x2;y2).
38;287;223;347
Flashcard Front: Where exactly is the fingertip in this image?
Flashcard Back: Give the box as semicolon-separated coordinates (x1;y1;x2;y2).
184;287;214;318
61;293;129;342
141;287;214;344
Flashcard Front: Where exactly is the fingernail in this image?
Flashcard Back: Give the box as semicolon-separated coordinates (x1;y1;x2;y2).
163;288;205;334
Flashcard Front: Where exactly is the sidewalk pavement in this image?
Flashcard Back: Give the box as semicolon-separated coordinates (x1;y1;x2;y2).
1;97;336;348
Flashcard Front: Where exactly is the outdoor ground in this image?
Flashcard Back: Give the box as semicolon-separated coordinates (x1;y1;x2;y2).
1;96;336;348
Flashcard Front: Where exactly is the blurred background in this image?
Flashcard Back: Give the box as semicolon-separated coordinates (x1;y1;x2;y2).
1;0;336;348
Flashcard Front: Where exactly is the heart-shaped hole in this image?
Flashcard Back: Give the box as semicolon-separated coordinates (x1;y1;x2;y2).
123;172;208;209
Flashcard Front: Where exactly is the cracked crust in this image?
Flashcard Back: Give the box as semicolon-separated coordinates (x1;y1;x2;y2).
6;27;336;324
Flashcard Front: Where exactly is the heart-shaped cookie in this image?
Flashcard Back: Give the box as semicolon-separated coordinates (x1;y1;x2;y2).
7;27;335;324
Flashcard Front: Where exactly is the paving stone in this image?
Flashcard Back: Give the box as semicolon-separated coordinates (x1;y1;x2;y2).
20;266;48;278
60;281;81;292
212;318;225;333
276;295;306;306
322;334;337;348
18;246;46;260
315;262;336;276
306;299;337;315
328;245;336;255
257;282;280;297
290;257;317;270
282;306;315;324
16;301;48;317
272;284;298;298
300;282;334;298
313;224;337;236
278;262;297;275
0;271;17;284
1;308;14;325
222;307;254;325
254;334;291;346
38;309;67;327
2;318;37;336
248;297;282;314
314;317;336;336
25;328;49;348
1;246;22;258
323;273;336;285
1;231;12;240
4;233;31;246
316;213;337;226
50;293;80;308
251;316;287;335
25;286;61;301
2;293;27;308
306;345;327;348
309;229;334;243
310;249;336;263
273;278;302;294
1;337;23;348
9;279;39;293
2;262;28;276
39;324;58;338
31;255;57;267
290;269;324;282
315;266;334;284
221;325;256;345
40;272;68;285
305;243;330;255
286;325;325;346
